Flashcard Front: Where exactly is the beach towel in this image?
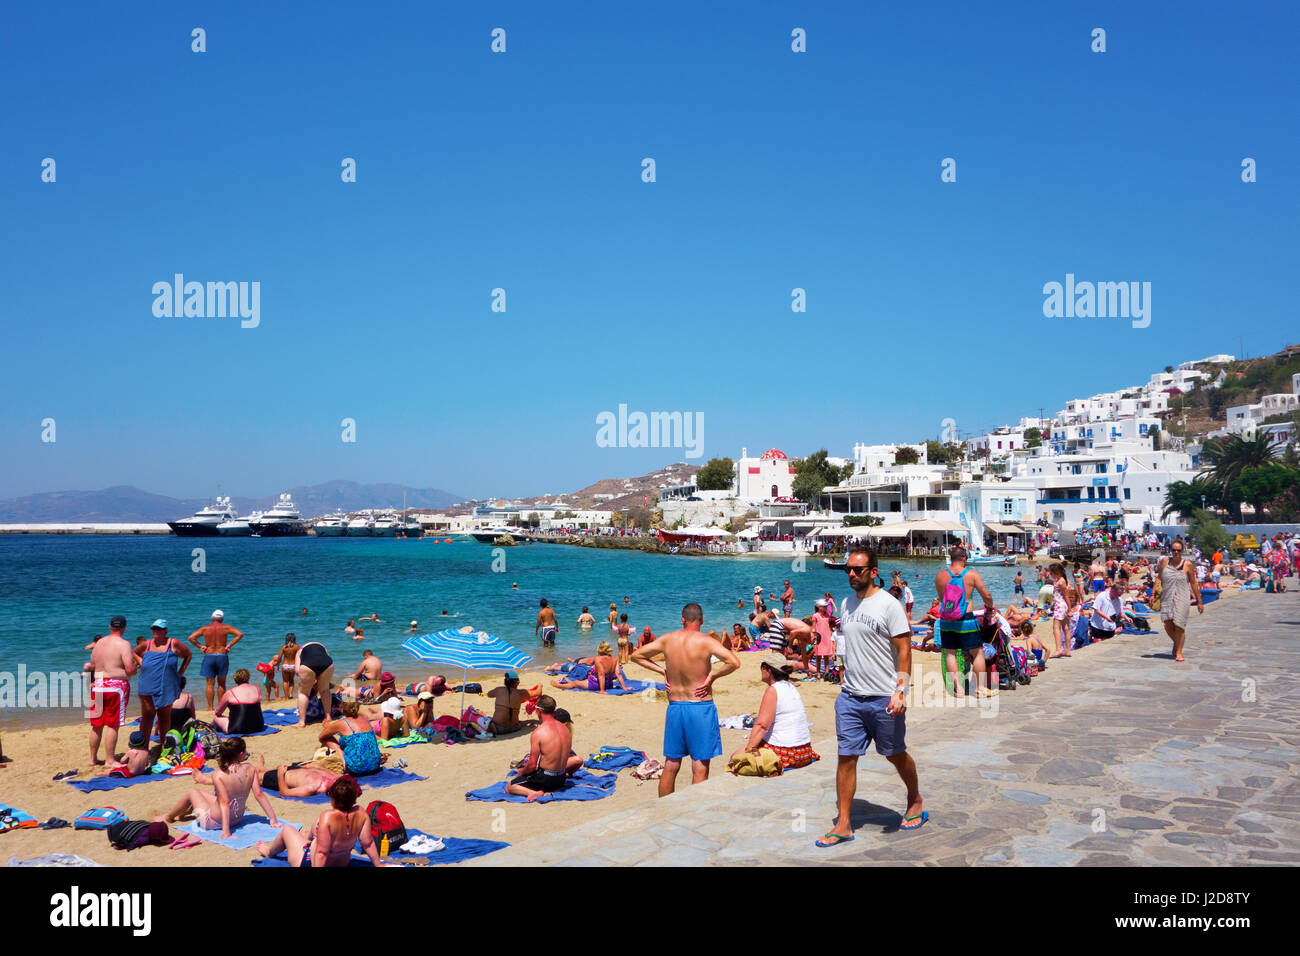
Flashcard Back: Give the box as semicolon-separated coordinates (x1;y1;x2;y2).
0;804;39;832
268;767;428;804
178;815;301;850
583;746;646;770
561;676;665;697
67;773;174;792
465;768;618;804
377;732;438;749
718;714;751;730
250;829;508;867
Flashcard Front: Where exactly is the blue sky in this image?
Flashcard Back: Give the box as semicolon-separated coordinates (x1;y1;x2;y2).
2;1;1297;501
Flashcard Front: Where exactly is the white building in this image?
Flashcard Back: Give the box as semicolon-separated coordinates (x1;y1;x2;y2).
1013;440;1197;530
1047;416;1163;455
734;447;798;500
848;442;928;472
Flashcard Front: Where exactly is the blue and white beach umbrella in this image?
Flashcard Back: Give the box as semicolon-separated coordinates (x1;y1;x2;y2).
401;625;532;730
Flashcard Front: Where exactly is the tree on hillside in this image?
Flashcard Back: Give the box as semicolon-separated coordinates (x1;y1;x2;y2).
925;440;952;464
895;446;919;465
695;457;735;492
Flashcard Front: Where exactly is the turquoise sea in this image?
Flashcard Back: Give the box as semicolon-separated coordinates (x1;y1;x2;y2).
0;535;1026;707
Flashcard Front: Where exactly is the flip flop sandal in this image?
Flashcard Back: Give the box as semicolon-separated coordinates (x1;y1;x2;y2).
815;831;855;848
169;835;202;850
40;818;70;830
51;770;78;781
900;811;930;831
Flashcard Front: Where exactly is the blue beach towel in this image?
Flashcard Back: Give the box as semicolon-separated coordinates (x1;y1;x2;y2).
250;829;508;867
178;815;301;850
562;673;665;696
268;767;428;804
1132;602;1152;614
67;772;175;792
465;767;618;803
584;746;646;771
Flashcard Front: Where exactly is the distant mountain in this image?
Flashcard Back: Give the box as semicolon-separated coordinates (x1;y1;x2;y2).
0;481;465;523
448;463;700;515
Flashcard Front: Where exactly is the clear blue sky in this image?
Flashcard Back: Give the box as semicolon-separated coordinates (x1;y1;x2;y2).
3;1;1297;501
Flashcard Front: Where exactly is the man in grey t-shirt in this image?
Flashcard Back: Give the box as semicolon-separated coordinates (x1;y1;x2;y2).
816;546;926;847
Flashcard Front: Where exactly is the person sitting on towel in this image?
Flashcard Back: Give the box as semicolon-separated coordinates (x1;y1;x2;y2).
256;775;385;868
486;671;531;732
319;699;384;775
403;691;438;732
505;696;571;802
110;730;153;778
374;697;410;740
212;669;266;735
552;708;585;775
157;737;279;838
543;656;596;675
728;656;819;770
550;643;628;694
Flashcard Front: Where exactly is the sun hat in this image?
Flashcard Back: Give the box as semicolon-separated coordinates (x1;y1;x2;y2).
151;619;168;630
382;698;404;717
410;620;418;627
754;586;763;593
379;671;395;684
212;610;224;620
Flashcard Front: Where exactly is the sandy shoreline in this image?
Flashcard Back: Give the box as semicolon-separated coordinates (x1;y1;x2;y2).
0;589;1251;866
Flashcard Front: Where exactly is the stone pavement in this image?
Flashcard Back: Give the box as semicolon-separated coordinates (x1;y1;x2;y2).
465;587;1300;866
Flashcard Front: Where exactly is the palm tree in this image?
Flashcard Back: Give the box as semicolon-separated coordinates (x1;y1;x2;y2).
1199;433;1278;520
1161;477;1218;521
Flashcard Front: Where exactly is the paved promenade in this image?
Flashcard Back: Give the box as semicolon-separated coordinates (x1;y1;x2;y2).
467;587;1300;866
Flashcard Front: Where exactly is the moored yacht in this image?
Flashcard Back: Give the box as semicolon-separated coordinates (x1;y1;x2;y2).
371;514;401;537
168;496;237;536
312;513;349;536
217;512;257;537
345;516;375;536
249;494;308;537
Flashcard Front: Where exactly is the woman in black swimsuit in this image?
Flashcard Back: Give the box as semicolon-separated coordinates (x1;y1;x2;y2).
213;668;266;734
294;642;335;728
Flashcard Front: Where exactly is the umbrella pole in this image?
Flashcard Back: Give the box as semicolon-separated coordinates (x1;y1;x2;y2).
460;666;468;734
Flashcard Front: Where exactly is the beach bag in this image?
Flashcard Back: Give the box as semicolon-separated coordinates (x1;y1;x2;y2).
1129;615;1151;633
728;749;782;777
75;807;126;830
108;818;170;850
185;718;220;757
462;683;483;694
305;694;325;724
632;758;664;780
366;800;408;850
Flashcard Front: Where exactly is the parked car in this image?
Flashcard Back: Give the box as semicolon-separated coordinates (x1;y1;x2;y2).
1231;533;1260;553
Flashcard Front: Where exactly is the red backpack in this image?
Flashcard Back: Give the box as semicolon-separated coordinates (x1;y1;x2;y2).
366;800;408;850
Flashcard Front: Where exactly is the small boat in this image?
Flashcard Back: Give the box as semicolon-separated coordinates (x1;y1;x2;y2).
471;525;524;544
967;554;1016;566
823;557;847;570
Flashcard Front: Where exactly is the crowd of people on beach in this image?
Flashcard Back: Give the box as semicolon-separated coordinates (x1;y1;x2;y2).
67;528;1298;860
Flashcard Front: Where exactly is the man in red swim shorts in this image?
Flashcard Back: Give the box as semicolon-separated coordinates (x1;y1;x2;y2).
86;615;139;770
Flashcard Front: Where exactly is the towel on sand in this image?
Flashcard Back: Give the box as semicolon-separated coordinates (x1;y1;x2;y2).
178;815;301;850
67;773;173;792
466;767;618;803
250;828;508;867
583;746;646;770
561;675;665;697
269;767;428;804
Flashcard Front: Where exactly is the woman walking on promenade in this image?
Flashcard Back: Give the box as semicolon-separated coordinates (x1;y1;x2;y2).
1048;564;1072;658
1157;538;1203;662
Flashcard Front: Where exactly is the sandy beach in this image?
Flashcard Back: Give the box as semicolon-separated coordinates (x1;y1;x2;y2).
0;589;1254;866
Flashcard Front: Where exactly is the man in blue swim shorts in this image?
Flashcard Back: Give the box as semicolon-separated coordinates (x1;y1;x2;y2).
630;602;740;797
187;609;244;711
817;547;926;848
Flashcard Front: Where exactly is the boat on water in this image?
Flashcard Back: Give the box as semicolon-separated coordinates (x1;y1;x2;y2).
345;516;375;537
217;512;258;537
249;494;308;537
168;496;237;536
471;525;526;544
967;553;1017;566
371;514;400;538
398;516;423;537
823;557;847;570
312;513;349;536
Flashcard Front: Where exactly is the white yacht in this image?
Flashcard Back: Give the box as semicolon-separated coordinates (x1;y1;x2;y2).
217;512;257;537
345;516;375;536
249;494;308;537
312;513;349;536
371;514;401;537
398;516;423;537
168;496;237;537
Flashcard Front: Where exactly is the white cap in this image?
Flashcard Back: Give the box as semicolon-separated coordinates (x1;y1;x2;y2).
411;620;418;627
212;610;224;620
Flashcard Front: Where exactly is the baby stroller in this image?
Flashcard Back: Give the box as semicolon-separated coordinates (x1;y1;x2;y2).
980;614;1029;691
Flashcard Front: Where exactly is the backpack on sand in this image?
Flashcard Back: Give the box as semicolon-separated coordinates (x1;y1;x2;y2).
366;800;408;851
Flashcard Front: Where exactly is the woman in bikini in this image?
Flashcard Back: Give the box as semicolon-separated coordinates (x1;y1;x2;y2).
616;614;632;664
270;632;299;701
551;642;627;694
255;775;385;867
157;737;279;839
